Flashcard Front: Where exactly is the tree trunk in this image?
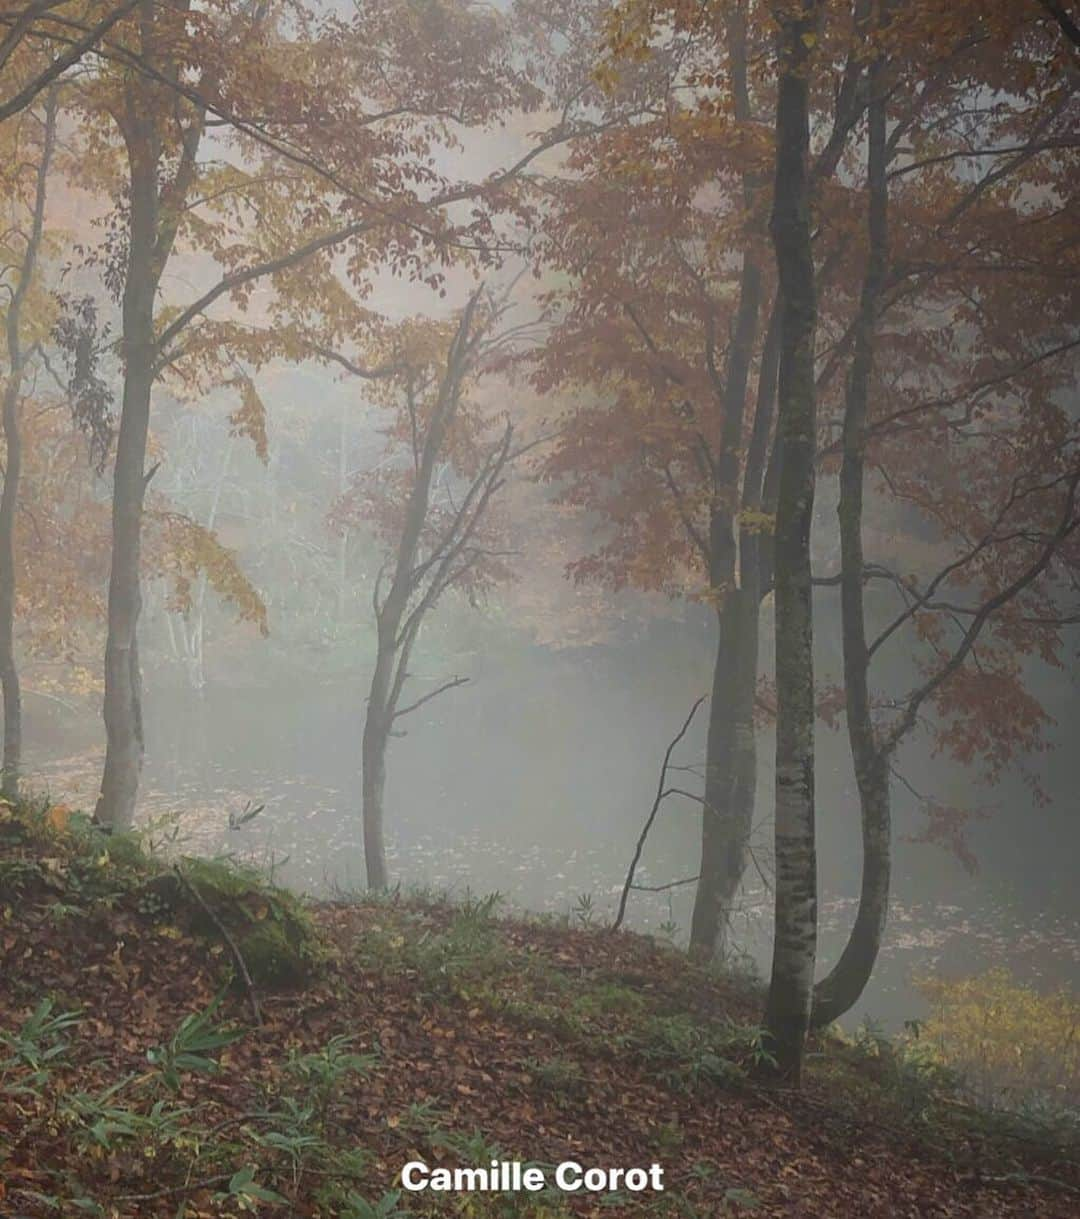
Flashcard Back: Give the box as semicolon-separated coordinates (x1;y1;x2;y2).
95;125;159;830
812;41;890;1029
361;637;394;889
686;4;768;960
0;91;57;801
0;370;24;803
690;586;759;955
337;396;349;627
764;0;821;1086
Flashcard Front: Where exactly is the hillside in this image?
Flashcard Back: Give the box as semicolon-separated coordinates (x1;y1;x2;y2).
1;800;1078;1218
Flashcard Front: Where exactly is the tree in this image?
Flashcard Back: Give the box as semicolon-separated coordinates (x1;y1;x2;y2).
533;0;868;957
79;0;567;829
762;0;822;1086
328;286;527;889
0;81;57;798
538;0;1079;987
0;1;139;123
810;0;1080;1027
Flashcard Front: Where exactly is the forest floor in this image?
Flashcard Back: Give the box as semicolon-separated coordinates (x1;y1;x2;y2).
1;800;1078;1218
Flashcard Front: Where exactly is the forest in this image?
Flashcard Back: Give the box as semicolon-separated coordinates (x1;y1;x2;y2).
0;0;1078;1215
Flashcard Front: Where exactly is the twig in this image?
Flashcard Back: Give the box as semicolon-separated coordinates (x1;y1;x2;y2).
117;1172;234;1202
392;675;469;720
172;864;262;1026
630;875;700;893
612;696;707;931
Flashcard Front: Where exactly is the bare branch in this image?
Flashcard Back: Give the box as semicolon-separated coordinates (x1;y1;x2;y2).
612;696;707;932
392;676;469;721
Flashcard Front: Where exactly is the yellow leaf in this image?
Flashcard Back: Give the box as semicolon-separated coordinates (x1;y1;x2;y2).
46;804;71;833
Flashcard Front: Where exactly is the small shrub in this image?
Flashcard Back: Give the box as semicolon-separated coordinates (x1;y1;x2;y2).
913;967;1080;1112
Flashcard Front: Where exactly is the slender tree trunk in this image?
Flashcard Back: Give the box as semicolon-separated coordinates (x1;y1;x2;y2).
0;91;57;801
690;585;759;955
95;125;159;830
764;0;821;1086
812;40;890;1029
361;637;394;889
337;396;349;626
687;3;774;960
692;298;780;956
0;373;24;805
184;438;233;691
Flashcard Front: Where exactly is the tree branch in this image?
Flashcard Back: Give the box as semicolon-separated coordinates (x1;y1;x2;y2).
392;676;469;720
612;696;707;932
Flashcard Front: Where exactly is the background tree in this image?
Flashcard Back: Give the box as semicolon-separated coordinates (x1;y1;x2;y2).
0;0;138;123
811;0;1080;1026
78;0;555;829
534;0;869;958
0;80;57;797
329;287;529;889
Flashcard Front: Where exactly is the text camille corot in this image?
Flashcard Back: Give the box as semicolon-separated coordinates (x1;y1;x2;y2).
401;1161;666;1194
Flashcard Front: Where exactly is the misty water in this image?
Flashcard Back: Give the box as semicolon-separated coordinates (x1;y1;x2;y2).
25;623;1080;1033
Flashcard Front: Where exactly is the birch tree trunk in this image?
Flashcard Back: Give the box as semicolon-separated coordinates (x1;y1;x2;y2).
763;0;821;1086
0;91;57;800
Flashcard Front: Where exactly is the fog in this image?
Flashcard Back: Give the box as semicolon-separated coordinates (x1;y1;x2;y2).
21;355;1080;1031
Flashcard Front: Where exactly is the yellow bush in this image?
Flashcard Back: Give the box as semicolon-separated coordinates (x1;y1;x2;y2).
914;967;1080;1110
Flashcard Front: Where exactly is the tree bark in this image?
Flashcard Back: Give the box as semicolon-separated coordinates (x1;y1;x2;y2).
695;298;780;955
95;15;179;827
690;585;759;955
0;90;57;800
361;639;394;889
811;36;891;1029
95;136;157;827
764;0;821;1086
688;4;763;956
96;0;213;828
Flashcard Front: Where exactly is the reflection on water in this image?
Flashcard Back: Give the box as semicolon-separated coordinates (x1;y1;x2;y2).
24;655;1080;1031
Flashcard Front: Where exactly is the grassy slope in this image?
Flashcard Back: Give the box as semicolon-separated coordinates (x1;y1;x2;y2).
1;800;1078;1218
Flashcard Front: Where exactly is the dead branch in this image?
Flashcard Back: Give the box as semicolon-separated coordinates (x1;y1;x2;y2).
392;676;469;721
612;696;707;932
630;875;700;893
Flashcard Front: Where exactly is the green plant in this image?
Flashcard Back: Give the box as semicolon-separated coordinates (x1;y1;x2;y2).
340;1189;406;1219
738;1025;778;1073
286;1034;379;1122
252;1101;324;1184
633;1014;742;1091
0;997;82;1088
390;1098;445;1136
214;1166;288;1211
63;1082;192;1152
430;1126;503;1165
0;856;42;900
657;919;681;943
574;892;596;929
523;1055;585;1097
146;994;244;1092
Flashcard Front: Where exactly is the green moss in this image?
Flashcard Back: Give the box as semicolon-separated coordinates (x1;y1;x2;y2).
239;918;313;988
